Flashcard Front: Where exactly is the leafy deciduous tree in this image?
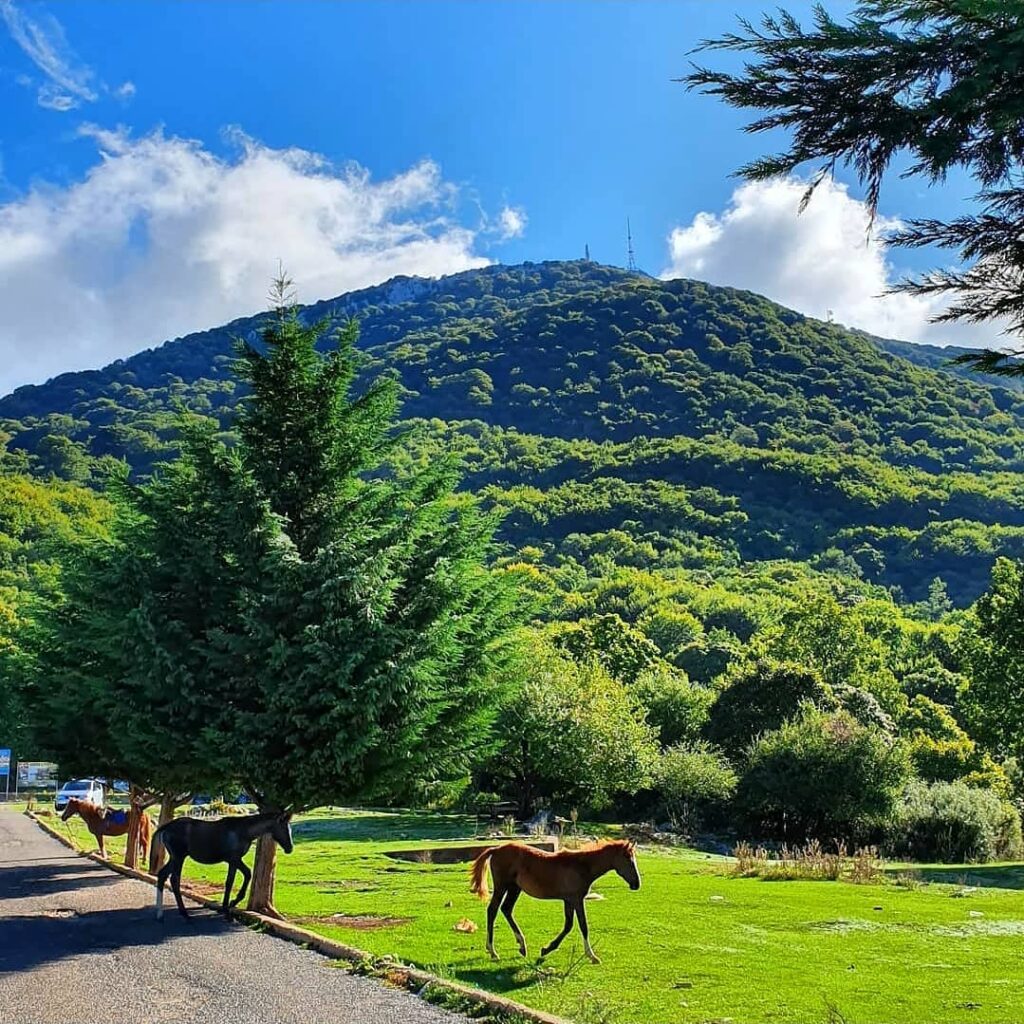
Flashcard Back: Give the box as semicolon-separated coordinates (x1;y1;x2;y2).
481;641;659;816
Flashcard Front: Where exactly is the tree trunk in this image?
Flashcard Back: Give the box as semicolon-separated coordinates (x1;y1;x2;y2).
148;793;177;874
124;786;143;869
247;832;283;919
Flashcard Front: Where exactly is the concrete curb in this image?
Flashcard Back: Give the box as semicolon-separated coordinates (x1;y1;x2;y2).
26;811;572;1024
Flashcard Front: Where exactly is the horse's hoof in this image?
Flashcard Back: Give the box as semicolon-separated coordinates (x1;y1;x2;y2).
587;953;601;965
518;946;527;958
488;950;499;961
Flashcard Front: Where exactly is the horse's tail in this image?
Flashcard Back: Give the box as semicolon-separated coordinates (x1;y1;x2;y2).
148;824;166;874
138;808;152;851
470;846;496;901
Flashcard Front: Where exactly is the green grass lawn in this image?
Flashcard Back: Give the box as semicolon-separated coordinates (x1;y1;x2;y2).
51;807;1024;1024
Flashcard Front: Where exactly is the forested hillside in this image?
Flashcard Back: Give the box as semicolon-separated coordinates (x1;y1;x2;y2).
3;259;1022;603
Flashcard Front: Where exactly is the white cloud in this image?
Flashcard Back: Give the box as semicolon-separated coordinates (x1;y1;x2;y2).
662;176;1004;348
114;80;136;101
0;0;97;110
0;128;505;394
497;205;527;240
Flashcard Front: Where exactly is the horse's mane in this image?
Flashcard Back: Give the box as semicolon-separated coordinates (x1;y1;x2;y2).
556;838;635;856
66;797;102;815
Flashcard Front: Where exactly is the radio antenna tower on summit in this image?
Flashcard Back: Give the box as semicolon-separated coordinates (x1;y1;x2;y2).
626;219;638;273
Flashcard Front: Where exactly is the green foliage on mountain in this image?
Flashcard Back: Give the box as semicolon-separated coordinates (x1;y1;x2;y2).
3;260;1023;609
5;260;1024;853
0;467;112;749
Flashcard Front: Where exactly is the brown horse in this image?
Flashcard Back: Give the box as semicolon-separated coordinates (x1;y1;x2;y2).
61;798;151;861
470;839;641;963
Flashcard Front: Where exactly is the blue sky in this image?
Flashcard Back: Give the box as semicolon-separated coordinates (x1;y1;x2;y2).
0;0;992;392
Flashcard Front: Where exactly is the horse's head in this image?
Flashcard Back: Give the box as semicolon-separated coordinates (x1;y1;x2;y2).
610;839;641;891
60;799;78;822
271;812;294;854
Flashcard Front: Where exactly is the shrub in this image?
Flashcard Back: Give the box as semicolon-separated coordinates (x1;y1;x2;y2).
690;593;762;643
655;741;737;829
901;695;962;741
886;780;1023;863
705;659;835;759
835;684;894;733
672;632;741;685
552;613;662;684
901;663;966;712
633;666;713;747
639;604;703;656
901;696;1010;795
737;708;910;840
732;839;882;883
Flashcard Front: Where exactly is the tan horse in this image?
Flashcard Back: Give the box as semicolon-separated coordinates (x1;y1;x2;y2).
470;839;640;963
61;797;151;861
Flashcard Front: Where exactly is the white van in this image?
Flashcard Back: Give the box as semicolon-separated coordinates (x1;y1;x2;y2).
55;779;105;811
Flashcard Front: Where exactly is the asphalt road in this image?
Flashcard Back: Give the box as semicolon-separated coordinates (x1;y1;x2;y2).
0;810;467;1024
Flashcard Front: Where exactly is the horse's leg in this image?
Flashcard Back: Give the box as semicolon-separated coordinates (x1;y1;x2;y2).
97;831;106;858
574;898;599;964
229;860;252;909
486;883;506;960
222;863;237;915
155;862;174;921
170;857;190;921
540;900;574;958
500;885;527;957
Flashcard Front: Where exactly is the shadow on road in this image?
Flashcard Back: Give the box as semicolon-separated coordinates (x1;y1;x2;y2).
0;860;122;902
0;904;236;975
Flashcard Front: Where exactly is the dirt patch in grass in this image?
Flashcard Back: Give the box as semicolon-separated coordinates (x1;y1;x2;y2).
807;918;881;934
931;919;1024;937
384;840;556;864
285;878;376;893
290;912;412;930
183;882;226;898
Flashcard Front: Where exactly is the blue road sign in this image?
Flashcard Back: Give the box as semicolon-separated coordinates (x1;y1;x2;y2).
0;749;10;777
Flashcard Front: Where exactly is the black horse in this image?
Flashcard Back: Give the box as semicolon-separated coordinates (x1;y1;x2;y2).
153;811;293;920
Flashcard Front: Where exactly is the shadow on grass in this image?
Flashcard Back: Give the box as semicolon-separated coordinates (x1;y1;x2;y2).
294;813;476;844
453;965;543;994
452;945;593;996
900;864;1024;890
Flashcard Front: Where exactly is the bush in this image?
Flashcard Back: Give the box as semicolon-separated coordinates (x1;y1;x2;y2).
552;613;662;684
901;695;962;741
655;741;737;829
705;659;835;759
633;666;713;747
900;696;1010;795
887;780;1023;863
737;708;910;840
639;605;703;656
901;663;965;712
835;684;894;733
672;632;741;685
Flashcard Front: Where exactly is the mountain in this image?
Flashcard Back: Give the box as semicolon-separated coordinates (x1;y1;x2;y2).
873;335;1024;392
3;259;1024;605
